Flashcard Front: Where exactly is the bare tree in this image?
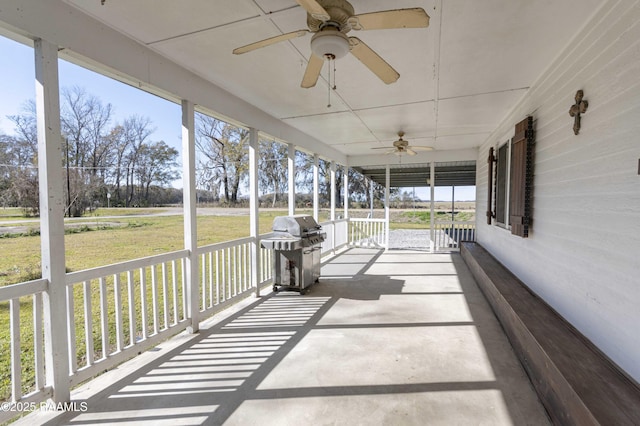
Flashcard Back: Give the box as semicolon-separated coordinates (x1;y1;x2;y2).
136;141;180;202
258;139;288;207
60;86;113;216
195;114;248;204
121;115;154;206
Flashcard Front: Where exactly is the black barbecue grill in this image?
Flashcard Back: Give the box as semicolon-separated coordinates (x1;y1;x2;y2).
261;215;326;294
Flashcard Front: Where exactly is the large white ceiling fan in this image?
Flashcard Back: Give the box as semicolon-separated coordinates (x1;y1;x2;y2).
233;0;429;88
372;132;433;156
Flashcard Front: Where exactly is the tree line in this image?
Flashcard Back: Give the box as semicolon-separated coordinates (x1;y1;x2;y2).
194;112;389;209
0;86;388;217
1;86;180;216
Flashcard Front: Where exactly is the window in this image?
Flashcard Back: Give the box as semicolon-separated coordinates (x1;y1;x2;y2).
487;116;534;237
495;142;509;225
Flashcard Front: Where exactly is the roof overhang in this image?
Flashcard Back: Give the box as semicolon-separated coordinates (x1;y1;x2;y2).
353;161;476;188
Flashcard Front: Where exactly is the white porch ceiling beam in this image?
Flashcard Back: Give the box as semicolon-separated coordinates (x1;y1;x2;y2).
0;0;347;164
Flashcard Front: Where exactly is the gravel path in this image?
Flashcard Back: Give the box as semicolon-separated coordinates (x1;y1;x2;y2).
388;229;432;251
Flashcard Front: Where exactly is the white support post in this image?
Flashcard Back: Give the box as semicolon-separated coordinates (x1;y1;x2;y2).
430;162;436;253
330;161;337;253
182;100;199;333
330;161;336;221
288;143;295;216
35;38;70;403
343;164;349;219
249;128;260;297
313;154;320;222
369;178;374;218
385;165;391;250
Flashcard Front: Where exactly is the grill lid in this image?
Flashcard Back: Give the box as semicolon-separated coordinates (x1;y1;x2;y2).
272;215;321;237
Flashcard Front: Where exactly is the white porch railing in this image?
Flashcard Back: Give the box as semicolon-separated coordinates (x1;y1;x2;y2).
349;218;387;248
319;218;349;256
0;278;50;412
64;249;191;388
433;221;476;250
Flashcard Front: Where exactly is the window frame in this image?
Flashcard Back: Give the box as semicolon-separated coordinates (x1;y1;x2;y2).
495;140;511;229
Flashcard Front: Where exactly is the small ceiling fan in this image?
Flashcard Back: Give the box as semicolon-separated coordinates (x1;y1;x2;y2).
372;132;434;156
232;0;429;88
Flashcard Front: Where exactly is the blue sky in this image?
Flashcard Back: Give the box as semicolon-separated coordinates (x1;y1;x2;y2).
0;35;475;201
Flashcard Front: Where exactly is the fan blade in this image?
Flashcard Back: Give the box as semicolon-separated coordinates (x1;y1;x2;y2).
349;38;399;84
406;148;417;156
301;54;324;88
233;30;309;54
350;8;430;31
410;146;434;151
295;0;330;21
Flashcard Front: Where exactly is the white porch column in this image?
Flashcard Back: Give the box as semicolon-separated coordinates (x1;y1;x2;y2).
35;38;70;403
288;143;295;216
385;165;390;249
330;161;336;221
313;154;320;222
430;162;436;253
343;164;349;219
249;128;260;297
369;178;374;218
182;100;199;333
330;161;337;253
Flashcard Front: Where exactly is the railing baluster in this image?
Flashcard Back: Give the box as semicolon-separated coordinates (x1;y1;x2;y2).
114;273;124;352
237;245;242;293
162;262;169;330
215;250;220;305
99;277;108;359
10;298;21;401
83;280;94;366
151;265;159;336
67;285;77;373
232;246;237;296
221;249;226;301
140;267;148;341
201;253;207;311
208;251;214;308
127;270;136;347
244;243;249;291
181;258;187;321
172;260;178;325
33;292;44;390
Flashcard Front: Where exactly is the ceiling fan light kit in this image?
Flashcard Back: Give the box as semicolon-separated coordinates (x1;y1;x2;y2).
232;0;429;89
310;27;350;59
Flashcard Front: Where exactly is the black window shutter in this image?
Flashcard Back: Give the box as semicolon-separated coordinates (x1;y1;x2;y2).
509;116;534;237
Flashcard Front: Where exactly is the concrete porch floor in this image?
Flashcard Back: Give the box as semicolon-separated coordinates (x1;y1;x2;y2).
19;249;550;425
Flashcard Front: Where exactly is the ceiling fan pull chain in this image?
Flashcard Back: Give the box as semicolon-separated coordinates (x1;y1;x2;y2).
333;59;337;90
327;56;332;108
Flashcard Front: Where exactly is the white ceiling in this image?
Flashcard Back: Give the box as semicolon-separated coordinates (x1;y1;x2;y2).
64;0;602;161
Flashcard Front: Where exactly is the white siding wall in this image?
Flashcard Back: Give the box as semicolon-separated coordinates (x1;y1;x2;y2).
476;0;640;383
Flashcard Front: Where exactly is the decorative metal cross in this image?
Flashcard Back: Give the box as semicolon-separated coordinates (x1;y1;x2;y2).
569;90;588;135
